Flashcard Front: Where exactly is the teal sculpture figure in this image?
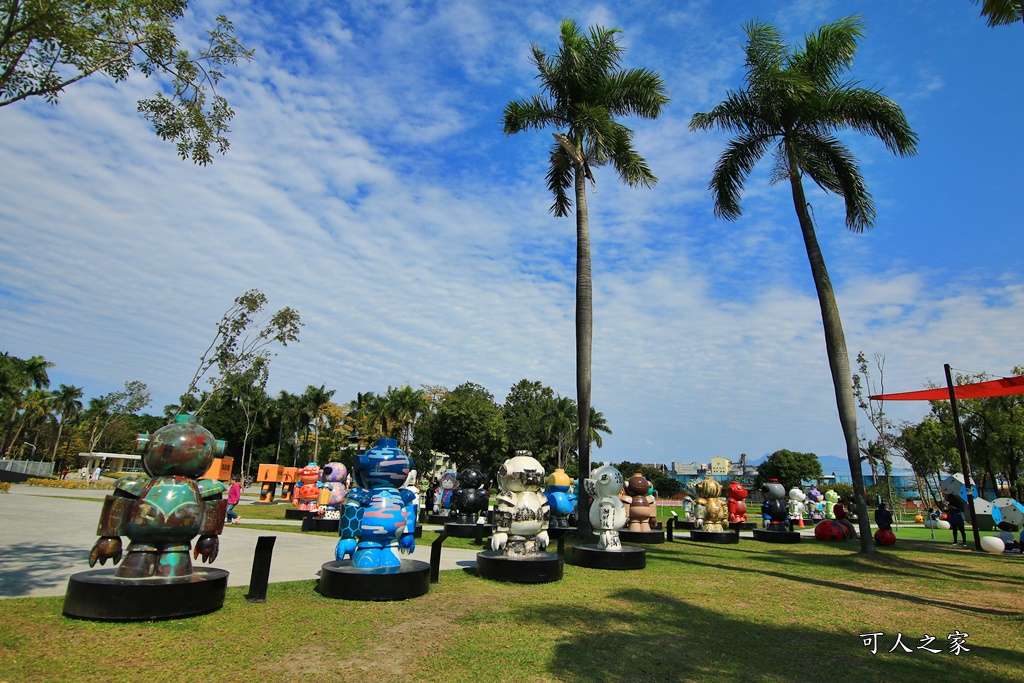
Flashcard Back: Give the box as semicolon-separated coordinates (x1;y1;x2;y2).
88;414;228;578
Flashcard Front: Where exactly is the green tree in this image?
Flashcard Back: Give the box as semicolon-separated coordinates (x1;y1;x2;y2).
0;0;254;164
0;352;53;457
503;19;668;534
503;379;556;458
83;380;151;454
49;383;84;461
972;0;1023;27
755;449;824;491
182;289;301;417
302;383;335;464
430;382;507;480
690;16;917;552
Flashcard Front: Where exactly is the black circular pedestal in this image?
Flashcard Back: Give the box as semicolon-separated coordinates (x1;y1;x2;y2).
428;513;454;525
285;508;315;520
444;522;493;538
689;530;740;544
752;529;802;544
730;522;756;531
618;529;665;545
317;559;430;601
676;520;697;530
302;517;340;532
63;568;228;621
476;550;563;583
571;543;646;570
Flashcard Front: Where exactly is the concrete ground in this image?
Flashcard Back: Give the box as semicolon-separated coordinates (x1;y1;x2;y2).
0;484;479;599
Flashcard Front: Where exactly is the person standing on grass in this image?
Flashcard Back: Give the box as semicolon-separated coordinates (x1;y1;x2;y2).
946;501;966;546
226;476;242;525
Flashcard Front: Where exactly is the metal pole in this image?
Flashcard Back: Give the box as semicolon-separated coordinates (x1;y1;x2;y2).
944;364;982;551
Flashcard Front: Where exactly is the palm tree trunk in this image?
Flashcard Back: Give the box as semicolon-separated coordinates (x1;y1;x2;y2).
574;163;593;537
788;165;874;553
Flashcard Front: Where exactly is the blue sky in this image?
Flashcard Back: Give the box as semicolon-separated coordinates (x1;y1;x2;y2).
1;0;1022;469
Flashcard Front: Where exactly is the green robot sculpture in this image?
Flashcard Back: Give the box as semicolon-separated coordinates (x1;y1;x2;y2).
89;414;228;578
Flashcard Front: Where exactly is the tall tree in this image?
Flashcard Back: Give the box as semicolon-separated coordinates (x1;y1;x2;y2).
0;0;254;164
0;352;53;457
689;16;918;553
430;382;507;479
503;19;668;534
302;383;335;463
503;379;556;459
49;383;84;461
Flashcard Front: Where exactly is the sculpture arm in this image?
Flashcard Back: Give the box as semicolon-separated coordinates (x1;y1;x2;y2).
193;535;219;564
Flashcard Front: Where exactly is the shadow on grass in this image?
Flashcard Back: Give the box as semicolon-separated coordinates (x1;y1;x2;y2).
510;587;1021;683
0;542;83;597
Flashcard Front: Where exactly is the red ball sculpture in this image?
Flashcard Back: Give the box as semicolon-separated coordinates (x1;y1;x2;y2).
874;529;896;546
814;519;846;541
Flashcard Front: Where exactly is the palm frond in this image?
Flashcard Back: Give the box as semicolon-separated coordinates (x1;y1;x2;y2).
973;0;1023;27
794;131;874;232
822;87;918;156
545;141;574;217
708;132;772;221
603;67;669;119
793;15;864;87
607;121;657;188
503;95;561;135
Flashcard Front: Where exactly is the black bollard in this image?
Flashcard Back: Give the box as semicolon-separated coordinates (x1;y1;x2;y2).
245;536;276;603
666;516;676;542
429;531;450;583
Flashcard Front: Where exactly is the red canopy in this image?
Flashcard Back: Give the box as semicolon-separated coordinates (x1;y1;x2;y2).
870;375;1024;401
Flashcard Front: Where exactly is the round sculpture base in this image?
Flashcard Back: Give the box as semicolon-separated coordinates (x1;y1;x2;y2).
476;550;563;583
427;514;454;525
285;508;315;520
302;517;340;532
689;530;740;544
676;520;697;530
444;522;493;538
730;522;756;531
752;529;802;544
63;567;228;621
317;560;430;601
618;529;665;545
571;543;646;570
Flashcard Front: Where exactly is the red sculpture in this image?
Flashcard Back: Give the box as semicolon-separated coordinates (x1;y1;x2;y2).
814;519;846;541
874;528;896;546
727;481;748;524
292;462;322;511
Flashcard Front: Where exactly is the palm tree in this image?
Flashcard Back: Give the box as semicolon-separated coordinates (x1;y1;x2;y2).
689;16;918;552
972;0;1023;27
503;19;668;532
586;407;612;449
545;395;577;471
0;353;53;457
50;384;84;461
302;384;335;463
386;385;426;452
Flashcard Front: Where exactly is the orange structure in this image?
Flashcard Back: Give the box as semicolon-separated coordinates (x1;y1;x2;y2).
257;464;298;503
201;456;234;482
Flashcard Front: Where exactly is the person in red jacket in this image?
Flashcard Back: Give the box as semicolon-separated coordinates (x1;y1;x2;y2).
834;498;858;539
226;477;242;525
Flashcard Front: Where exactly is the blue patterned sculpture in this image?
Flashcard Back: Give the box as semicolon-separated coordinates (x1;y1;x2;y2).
335;438;417;568
544;468;577;528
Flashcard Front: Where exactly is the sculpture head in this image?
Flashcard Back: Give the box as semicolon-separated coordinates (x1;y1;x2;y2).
727;481;748;501
136;414;224;478
320;462;348;484
438;469;458;491
545;468;572;492
584;464;623;499
694;477;722;499
354;438;411;489
807;486;822;502
761;480;786;501
824;489;840;505
497;455;545;493
298;462;320;485
457;467;487;490
625;472;651;497
788;487;806;503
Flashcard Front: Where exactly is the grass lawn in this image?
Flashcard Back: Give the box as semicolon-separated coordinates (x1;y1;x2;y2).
2;529;1022;683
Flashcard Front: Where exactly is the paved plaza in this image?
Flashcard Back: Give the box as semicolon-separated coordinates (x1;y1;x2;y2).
0;484;479;599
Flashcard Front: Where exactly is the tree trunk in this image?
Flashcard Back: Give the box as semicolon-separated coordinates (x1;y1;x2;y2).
788;162;874;553
574;162;593;538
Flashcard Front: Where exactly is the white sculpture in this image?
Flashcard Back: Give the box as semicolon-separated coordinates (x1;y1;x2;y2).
585;464;627;550
787;487;807;527
491;455;550;556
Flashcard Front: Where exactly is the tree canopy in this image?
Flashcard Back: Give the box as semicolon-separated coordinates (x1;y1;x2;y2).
0;0;253;164
755;449;823;491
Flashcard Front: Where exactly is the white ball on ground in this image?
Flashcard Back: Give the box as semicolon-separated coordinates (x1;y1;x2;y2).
980;536;1005;554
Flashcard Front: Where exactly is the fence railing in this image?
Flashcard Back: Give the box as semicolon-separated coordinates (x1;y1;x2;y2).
0;460;55;478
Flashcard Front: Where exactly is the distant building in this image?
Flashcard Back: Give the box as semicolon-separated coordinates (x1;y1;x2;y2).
643;463;668;474
710;456;731;475
671;461;704;475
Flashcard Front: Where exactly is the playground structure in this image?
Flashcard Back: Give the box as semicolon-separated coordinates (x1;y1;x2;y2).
256;464;299;503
